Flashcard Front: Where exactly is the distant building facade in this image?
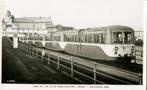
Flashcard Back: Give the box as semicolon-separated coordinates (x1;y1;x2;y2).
2;10;57;37
134;31;143;40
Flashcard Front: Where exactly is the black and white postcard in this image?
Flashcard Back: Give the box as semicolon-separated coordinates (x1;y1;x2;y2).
0;0;146;90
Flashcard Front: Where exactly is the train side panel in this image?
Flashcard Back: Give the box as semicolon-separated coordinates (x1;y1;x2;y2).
34;41;43;47
45;41;63;51
64;43;117;61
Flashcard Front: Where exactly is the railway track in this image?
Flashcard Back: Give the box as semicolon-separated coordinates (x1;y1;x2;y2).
18;43;143;84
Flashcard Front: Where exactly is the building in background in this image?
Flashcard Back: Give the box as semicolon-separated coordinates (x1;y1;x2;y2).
134;31;143;46
134;31;143;40
2;10;76;37
2;10;57;37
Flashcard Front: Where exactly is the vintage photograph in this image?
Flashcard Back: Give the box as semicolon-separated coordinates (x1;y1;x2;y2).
1;0;144;87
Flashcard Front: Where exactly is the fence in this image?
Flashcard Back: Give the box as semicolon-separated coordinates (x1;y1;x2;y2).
18;43;143;84
133;50;143;64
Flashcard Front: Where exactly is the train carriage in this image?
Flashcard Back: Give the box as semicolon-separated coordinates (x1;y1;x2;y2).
63;25;135;62
45;31;65;51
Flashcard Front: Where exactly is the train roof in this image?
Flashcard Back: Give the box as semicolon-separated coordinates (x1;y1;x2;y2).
84;25;134;32
106;25;134;31
53;25;134;35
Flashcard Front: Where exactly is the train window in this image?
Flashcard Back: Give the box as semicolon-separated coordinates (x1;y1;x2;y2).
113;32;133;44
94;34;99;43
97;34;100;43
101;34;104;43
72;35;74;42
45;36;51;41
86;35;88;42
85;34;99;43
74;35;78;42
64;35;67;41
91;35;94;43
65;35;75;42
113;32;123;43
124;32;132;43
85;35;87;42
86;35;89;42
94;34;97;43
90;35;92;42
88;35;91;43
75;35;77;42
53;36;61;41
91;34;105;43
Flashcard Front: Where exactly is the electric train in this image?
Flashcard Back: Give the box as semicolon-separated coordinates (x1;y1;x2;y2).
20;25;135;62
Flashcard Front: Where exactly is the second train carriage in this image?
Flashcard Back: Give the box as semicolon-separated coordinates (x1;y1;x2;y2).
19;25;135;62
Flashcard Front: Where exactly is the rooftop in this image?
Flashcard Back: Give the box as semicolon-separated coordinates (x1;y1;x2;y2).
13;17;52;23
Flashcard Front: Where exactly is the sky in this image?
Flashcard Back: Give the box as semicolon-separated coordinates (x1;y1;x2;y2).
4;0;143;30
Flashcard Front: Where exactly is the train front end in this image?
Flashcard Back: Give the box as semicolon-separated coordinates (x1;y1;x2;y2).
113;44;135;62
109;26;135;62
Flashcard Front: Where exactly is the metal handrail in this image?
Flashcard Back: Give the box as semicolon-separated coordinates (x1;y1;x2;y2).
19;43;143;84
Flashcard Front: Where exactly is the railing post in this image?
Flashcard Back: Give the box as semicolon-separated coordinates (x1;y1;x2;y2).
27;45;29;53
22;44;23;49
48;51;50;64
71;57;74;77
22;43;23;48
57;54;60;69
18;43;20;48
41;50;45;61
29;46;32;55
139;73;142;85
32;47;34;56
25;44;26;51
93;62;97;84
36;48;38;58
133;50;136;63
28;46;30;54
23;44;24;50
41;54;43;61
41;52;43;61
23;44;24;49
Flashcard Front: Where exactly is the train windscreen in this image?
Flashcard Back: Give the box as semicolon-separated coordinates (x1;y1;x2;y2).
113;32;133;44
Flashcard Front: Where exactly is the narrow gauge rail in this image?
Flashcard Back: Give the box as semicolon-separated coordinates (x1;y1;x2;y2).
19;43;142;84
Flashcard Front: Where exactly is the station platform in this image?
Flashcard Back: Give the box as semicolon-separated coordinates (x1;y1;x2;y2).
2;37;80;84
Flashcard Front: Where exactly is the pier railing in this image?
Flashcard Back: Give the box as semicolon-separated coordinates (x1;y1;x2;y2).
18;43;143;84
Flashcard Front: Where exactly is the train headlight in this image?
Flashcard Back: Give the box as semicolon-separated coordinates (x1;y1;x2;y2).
131;46;135;50
114;46;118;54
115;46;118;51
